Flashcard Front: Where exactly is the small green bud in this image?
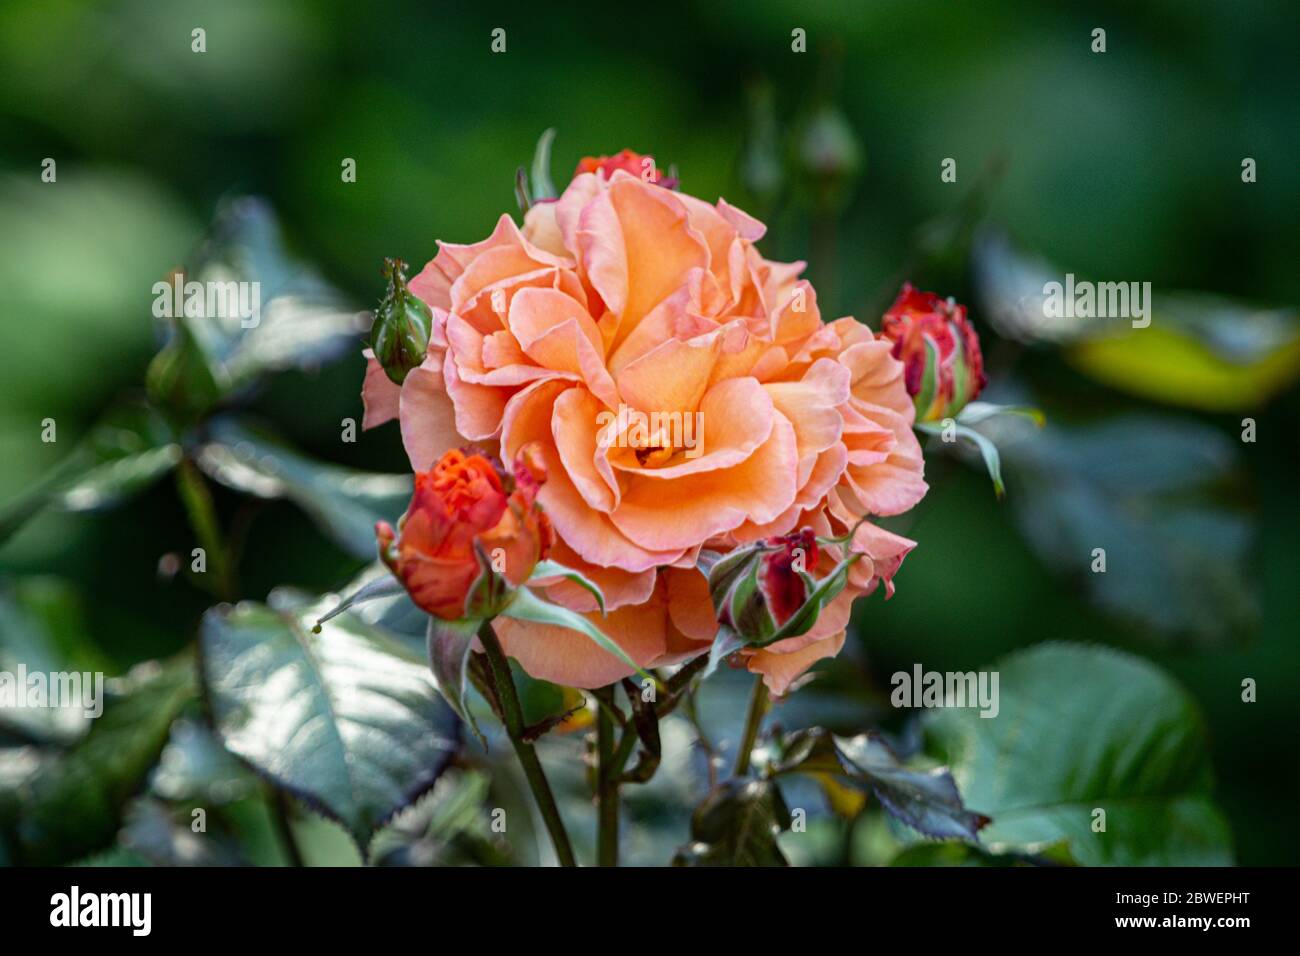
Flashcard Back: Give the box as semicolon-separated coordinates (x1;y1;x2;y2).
371;257;432;385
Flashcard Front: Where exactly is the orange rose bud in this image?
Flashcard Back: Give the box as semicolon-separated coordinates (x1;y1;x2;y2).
880;284;987;422
376;445;554;621
575;149;677;188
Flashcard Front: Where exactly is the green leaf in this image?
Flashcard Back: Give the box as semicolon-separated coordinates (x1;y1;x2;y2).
702;625;746;680
0;578;113;744
0;659;196;865
774;728;989;841
500;587;653;683
918;419;1007;497
199;590;460;852
149;718;254;806
313;574;406;631
371;769;509;867
924;643;1233;865
0;403;181;543
527;559;606;614
1067;293;1300;411
1004;414;1257;643
146;197;363;412
121;796;245;866
912;333;941;417
530;128;558;202
196;417;411;559
673;779;791;867
426;616;485;745
957;401;1046;428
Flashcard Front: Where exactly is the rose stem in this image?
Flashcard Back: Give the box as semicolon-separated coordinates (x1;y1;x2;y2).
174;456;237;601
267;783;306;867
596;697;620;867
733;676;770;777
477;622;577;867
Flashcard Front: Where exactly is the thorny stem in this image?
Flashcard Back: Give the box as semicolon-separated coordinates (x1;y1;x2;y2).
477;622;577;867
733;676;770;777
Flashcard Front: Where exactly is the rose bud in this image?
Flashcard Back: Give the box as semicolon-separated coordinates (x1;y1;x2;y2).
880;283;987;422
370;257;432;385
575;149;677;189
375;444;554;622
708;529;825;646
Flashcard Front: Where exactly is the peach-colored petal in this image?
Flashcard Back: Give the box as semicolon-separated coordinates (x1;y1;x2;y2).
361;349;401;430
717;198;766;242
552;387;619;512
613;323;742;418
399;352;465;471
493;590;670;688
508;287;619;408
442;351;510;442
609;376;774;480
763;357;850;485
536;540;657;613
664;566;718;643
609;411;799;551
500;378;683;572
522;201;567;258
744;631;846;696
579;174;709;351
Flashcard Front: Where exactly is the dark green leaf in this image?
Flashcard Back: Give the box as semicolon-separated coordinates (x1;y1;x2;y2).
1004;415;1257;643
196;417;411;559
0;404;181;543
0;660;196;865
924;643;1233;865
0;578;112;744
199;591;459;852
774;728;989;841
121;796;245;866
673;779;791;867
370;769;509;867
146;197;364;412
427;616;484;744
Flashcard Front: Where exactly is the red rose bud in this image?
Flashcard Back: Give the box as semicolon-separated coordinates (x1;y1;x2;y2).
371;257;432;386
880;284;987;422
576;149;677;189
709;528;823;645
760;529;820;627
376;445;554;621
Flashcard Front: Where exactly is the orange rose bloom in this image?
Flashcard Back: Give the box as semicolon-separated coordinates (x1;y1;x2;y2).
362;162;928;693
376;445;553;620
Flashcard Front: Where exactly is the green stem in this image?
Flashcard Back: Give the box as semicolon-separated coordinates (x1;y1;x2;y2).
733;676;769;777
267;785;306;867
477;622;577;867
174;457;236;600
596;697;619;867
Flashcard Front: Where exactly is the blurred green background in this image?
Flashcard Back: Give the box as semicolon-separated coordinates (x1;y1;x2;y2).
1;0;1297;865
